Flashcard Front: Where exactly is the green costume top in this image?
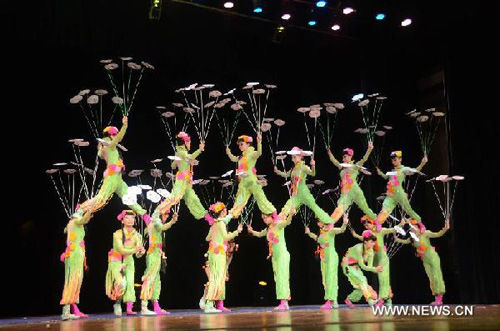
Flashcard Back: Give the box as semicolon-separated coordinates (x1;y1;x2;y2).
61;212;92;261
147;217;175;254
329;149;370;194
206;214;238;254
342;243;377;273
314;222;347;258
378;161;425;197
172;145;202;181
108;228;144;262
353;227;395;253
275;160;315;196
409;228;447;260
99;124;127;175
227;140;262;178
252;213;293;258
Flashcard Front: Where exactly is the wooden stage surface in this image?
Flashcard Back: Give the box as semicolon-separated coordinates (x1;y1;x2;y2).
1;305;499;330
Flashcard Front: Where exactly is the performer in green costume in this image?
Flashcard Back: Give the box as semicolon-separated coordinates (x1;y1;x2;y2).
105;210;145;316
247;208;295;310
305;215;348;309
274;147;332;224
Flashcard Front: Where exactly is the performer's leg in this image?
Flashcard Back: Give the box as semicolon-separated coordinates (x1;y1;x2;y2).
377;253;391;300
375;197;396;225
330;193;352;223
79;175;119;213
303;190;333;224
183;186;209;220
123;259;137;315
352;186;377;219
157;180;187;216
398;193;422;222
248;181;276;215
229;182;251;218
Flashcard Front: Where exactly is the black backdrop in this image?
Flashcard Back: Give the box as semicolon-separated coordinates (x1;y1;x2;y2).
1;0;498;318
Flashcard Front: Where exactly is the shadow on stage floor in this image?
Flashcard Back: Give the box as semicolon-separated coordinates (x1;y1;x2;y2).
1;305;499;330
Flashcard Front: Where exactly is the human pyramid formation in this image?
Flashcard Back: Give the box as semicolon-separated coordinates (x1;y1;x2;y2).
59;115;450;320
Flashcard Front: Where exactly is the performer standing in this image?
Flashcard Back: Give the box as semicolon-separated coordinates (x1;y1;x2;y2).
60;210;93;320
204;202;243;313
157;132;210;221
140;212;178;315
395;219;449;305
77;116;149;221
341;230;384;307
327;142;377;223
105;210;145;316
226;134;278;220
304;215;349;309
351;216;396;306
374;151;428;229
247;208;295;310
274;147;332;224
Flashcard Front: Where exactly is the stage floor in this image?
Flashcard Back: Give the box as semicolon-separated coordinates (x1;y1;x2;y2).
1;305;499;330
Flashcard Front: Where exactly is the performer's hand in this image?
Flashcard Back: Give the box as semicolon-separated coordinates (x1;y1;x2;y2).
274;166;279;174
343;215;349;225
304;226;310;234
257;134;262;143
172;213;178;223
444;219;450;230
422;155;428;163
122;116;128;126
350;229;357;236
137;246;145;254
226;146;230;153
376;266;384;273
368;141;374;151
200;142;205;152
310;159;316;167
376;167;383;175
237;224;243;233
246;225;253;234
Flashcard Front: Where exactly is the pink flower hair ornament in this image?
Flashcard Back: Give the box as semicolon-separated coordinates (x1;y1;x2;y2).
103;126;119;135
238;135;253;143
117;209;136;222
343;148;354;156
362;230;374;239
177;131;191;142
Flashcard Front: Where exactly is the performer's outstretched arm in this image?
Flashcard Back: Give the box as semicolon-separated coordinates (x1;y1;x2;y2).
332;217;348;234
304;227;318;241
415;155;428;172
358;247;378;273
376;167;389;179
247;225;268;238
356;142;374;167
226;147;239;162
326;149;342;170
109;117;128;148
304;160;316;177
426;219;450;238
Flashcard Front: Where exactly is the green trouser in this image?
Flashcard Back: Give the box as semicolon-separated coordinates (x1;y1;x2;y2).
422;251;446;295
272;249;291;300
331;185;377;222
376;189;421;224
280;185;332;224
157;179;207;219
342;265;376;304
230;175;276;218
375;251;392;300
206;252;227;301
321;248;339;301
80;173;146;216
141;250;162;301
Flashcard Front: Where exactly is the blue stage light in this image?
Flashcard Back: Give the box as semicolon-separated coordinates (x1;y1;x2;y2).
316;1;327;8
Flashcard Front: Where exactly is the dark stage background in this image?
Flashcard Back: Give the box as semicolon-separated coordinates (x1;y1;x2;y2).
1;0;498;318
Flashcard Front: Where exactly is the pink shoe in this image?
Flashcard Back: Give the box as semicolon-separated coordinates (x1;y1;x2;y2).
143;214;151;225
374;221;382;232
272;210;279;221
345;299;355;308
126;302;137;315
71;304;89;318
320;300;333;309
216;300;231;312
273;300;289;310
153;300;170;315
375;299;384;307
432;294;443;305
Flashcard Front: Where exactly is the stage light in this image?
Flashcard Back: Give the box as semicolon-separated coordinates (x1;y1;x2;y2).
281;13;291;20
259;281;267;286
331;24;340;31
376;13;385;20
223;1;234;9
272;25;286;44
343;7;354;15
352;93;364;101
308;20;317;26
401;18;412;26
316;1;327;8
149;0;163;20
252;0;263;13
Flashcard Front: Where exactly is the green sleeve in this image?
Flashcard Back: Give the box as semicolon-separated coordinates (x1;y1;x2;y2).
226;149;239;162
394;237;411;244
252;228;268;238
356;147;372;166
277;212;294;230
275;169;290;178
425;228;448;238
114;232;136;255
332;221;348;234
135;233;144;258
220;222;238;241
306;232;318;241
381;228;395;235
351;231;363;241
416;159;426;172
358;248;377;273
255;139;262;159
190;148;202;159
328;151;342;169
74;212;92;226
161;220;175;232
377;168;389;180
109;124;127;148
304;164;315;177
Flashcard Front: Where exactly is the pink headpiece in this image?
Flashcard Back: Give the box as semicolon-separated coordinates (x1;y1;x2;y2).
177;131;191;142
343;148;354;156
238;135;253;143
362;230;374;239
117;210;136;222
103;126;119;135
209;202;226;213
